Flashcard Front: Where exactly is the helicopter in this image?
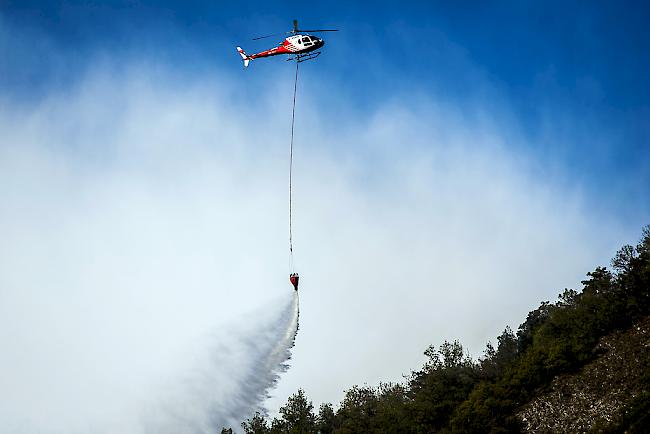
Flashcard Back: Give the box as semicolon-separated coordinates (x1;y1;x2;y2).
236;20;338;67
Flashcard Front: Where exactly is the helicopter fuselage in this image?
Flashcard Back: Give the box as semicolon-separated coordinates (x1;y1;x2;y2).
248;34;324;60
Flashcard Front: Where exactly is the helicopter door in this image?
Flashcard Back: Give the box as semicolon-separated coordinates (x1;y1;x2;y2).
302;37;313;47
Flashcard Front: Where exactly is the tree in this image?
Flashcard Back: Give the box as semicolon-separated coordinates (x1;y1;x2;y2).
276;389;316;433
374;383;411;432
480;327;518;379
615;226;650;317
516;301;553;353
409;341;479;431
581;267;614;296
316;403;336;434
336;385;379;433
422;340;473;372
557;288;579;307
638;224;650;255
612;244;636;274
242;412;269;434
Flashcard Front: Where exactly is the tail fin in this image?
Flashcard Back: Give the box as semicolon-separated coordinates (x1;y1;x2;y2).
236;47;251;67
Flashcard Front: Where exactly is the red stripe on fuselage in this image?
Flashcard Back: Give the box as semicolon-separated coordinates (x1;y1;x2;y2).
249;44;292;59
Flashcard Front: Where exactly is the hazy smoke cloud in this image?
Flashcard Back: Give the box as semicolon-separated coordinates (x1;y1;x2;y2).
0;63;630;433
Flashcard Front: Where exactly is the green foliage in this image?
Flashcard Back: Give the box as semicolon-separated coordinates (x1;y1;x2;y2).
242;412;269;434
335;385;379;433
516;301;554;353
374;383;410;432
270;389;316;434
451;226;650;430
316;403;336;434
408;341;480;432
242;225;650;434
480;327;518;380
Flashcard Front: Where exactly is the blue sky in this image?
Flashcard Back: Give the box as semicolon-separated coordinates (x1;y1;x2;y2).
1;2;649;432
2;0;649;220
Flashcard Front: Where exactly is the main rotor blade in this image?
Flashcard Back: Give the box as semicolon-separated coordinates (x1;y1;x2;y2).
293;19;299;32
252;32;285;40
297;29;339;33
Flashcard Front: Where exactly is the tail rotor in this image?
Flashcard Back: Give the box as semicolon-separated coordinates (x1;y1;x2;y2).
236;47;251;67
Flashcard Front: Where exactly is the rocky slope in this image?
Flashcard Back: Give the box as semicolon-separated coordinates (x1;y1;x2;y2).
517;315;650;432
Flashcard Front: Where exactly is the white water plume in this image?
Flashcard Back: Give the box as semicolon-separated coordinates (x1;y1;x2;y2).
144;292;300;433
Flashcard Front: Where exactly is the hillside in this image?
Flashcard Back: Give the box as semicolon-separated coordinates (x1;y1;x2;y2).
518;315;650;432
234;226;650;434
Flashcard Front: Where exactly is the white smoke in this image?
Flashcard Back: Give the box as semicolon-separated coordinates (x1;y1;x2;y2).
0;62;632;433
0;67;304;434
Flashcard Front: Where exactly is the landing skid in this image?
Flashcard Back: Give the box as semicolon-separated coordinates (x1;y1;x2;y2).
287;51;321;63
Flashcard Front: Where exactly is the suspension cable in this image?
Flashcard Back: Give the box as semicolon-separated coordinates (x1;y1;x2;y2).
289;61;299;272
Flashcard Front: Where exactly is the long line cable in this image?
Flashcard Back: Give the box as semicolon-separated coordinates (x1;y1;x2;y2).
289;60;300;272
